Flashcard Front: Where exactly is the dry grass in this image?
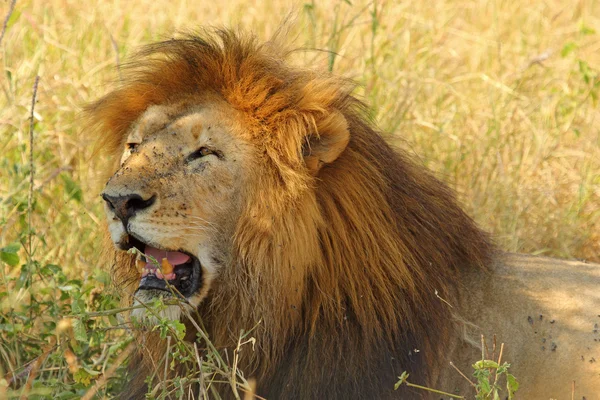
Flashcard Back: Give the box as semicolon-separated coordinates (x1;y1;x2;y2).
2;0;598;268
0;0;599;397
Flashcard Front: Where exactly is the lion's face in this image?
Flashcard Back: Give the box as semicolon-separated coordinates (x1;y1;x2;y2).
101;101;252;319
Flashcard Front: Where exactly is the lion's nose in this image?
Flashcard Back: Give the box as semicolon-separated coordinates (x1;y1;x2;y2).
102;193;156;223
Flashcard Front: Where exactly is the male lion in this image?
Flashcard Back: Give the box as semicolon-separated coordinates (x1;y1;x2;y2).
88;29;600;399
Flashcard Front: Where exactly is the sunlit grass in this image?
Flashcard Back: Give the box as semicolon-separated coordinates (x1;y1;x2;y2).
1;0;599;397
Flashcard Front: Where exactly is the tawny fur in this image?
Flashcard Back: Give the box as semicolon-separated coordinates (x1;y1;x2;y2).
87;29;600;399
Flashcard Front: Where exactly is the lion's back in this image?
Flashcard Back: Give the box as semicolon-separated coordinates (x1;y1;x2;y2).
440;252;600;399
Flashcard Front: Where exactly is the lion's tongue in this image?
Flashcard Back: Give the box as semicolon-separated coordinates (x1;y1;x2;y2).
144;246;190;266
144;246;190;267
141;246;190;280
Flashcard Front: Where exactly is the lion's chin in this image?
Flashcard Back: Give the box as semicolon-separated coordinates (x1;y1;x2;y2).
130;290;191;324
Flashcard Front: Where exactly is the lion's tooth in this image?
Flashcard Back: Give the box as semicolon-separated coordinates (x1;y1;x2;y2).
161;258;174;275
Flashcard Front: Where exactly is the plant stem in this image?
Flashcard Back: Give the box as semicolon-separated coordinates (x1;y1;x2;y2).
27;76;39;267
404;381;465;399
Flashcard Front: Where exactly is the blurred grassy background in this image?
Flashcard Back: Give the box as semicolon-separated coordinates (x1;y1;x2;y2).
0;0;599;397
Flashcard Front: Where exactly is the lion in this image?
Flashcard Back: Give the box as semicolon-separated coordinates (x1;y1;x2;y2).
87;29;600;399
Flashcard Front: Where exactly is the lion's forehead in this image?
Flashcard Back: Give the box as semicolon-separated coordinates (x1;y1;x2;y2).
110;102;250;195
127;102;238;147
130;106;202;145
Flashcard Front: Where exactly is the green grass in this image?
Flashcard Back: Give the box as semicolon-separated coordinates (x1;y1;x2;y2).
1;0;599;397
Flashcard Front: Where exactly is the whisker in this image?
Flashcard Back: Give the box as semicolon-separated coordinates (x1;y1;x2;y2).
186;215;218;227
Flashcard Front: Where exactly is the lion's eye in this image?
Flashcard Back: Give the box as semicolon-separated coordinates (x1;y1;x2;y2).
186;146;215;162
126;142;138;151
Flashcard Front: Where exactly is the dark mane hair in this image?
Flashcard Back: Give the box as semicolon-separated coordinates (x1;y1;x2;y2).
87;28;494;399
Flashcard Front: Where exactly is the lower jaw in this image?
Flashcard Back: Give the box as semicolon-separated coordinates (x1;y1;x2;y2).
136;266;200;299
130;290;190;322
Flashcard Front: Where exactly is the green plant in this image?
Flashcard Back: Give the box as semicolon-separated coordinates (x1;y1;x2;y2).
471;359;518;400
395;340;518;399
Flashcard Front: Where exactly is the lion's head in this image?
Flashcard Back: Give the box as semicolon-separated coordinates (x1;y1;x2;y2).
101;101;253;320
88;29;493;398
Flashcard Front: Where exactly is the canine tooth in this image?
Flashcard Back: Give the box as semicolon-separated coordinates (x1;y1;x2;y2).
161;258;174;275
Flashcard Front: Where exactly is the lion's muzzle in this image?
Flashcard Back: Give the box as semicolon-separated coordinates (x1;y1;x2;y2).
102;192;156;226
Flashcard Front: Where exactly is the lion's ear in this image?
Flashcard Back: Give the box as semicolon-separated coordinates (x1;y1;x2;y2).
303;111;350;174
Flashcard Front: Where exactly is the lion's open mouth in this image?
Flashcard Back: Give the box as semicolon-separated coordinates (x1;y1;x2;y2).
128;235;202;299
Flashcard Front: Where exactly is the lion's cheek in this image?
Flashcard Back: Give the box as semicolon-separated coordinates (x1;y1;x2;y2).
107;216;127;246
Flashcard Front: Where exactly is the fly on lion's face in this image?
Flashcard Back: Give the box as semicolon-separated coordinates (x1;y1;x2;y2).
101;103;249;321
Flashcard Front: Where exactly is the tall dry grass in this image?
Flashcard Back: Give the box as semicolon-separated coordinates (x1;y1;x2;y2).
0;0;599;397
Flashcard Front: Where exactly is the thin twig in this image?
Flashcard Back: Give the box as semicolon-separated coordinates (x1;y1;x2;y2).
482;334;489;360
5;339;62;386
81;342;135;400
492;334;497;364
163;336;171;395
33;166;72;192
194;343;208;400
242;379;257;400
405;381;465;398
75;300;179;318
480;334;485;361
27;76;39;273
108;32;122;81
492;342;505;388
449;361;477;388
19;336;56;400
0;0;16;48
435;289;453;308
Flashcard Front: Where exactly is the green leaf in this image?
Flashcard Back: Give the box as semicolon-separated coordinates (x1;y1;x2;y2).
472;360;499;370
394;371;409;390
1;243;20;266
561;42;577;57
0;323;24;333
5;9;21;30
73;368;92;386
578;60;593;84
40;263;63;277
580;24;596;35
55;391;81;400
108;314;119;327
60;173;83;203
72;319;88;343
507;373;519;399
0;251;19;267
1;243;20;253
60;279;82;293
496;362;510;374
172;320;186;340
71;298;85;314
478;378;491;395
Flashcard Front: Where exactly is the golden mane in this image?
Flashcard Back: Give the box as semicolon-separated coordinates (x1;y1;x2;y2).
88;29;494;398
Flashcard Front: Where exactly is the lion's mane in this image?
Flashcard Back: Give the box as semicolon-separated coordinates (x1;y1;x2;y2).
88;29;493;399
